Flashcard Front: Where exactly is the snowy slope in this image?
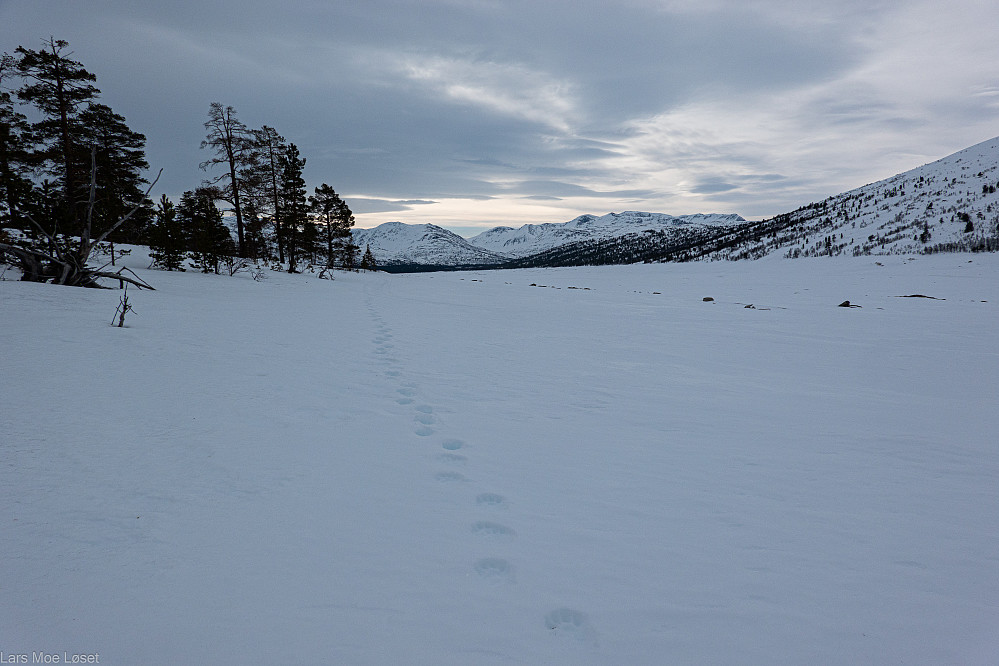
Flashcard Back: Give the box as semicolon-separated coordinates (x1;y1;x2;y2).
3;254;999;664
709;136;999;260
352;221;508;266
468;211;747;258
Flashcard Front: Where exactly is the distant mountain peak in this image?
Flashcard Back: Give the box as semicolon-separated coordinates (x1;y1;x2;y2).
467;211;746;258
352;222;509;267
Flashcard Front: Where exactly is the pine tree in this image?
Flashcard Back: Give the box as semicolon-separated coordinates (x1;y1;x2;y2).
309;183;354;268
200;103;254;257
0;39;159;289
15;37;100;233
241;197;268;261
278;143;307;273
360;244;376;271
247;125;287;262
179;187;233;274
147;194;186;271
338;236;361;270
919;220;932;243
0;52;36;231
75;103;152;249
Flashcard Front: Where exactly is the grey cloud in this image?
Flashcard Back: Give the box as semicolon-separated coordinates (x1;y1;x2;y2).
2;0;995;228
348;198;438;214
691;179;738;194
513;179;657;199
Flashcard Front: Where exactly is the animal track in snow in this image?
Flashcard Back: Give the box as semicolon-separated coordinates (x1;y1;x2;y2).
438;452;467;465
474;558;515;583
397;387;417;397
472;521;515;538
414;425;435;437
414;413;435;425
441;439;464;451
396;397;414;405
544;608;596;643
435;471;467;483
476;493;506;507
414;405;433;414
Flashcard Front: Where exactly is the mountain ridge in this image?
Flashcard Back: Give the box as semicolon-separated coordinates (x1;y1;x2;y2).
467;211;746;258
351;221;509;267
353;136;999;270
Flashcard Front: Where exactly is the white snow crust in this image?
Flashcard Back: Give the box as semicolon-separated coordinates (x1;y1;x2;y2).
2;252;998;664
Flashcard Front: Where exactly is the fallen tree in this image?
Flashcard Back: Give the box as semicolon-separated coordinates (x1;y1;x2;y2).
0;149;160;290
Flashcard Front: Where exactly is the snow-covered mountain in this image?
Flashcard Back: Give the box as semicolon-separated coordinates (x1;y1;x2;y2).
468;211;746;258
353;136;999;269
707;136;999;260
352;221;508;267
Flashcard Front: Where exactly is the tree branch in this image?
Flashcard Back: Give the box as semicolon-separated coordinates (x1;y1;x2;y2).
91;266;155;290
90;168;162;249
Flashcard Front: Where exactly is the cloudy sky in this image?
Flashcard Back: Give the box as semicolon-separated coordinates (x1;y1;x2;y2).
3;0;998;236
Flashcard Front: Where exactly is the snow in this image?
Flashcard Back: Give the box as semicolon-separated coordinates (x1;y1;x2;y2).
350;213;749;266
467;211;748;258
2;252;999;664
711;135;999;260
352;221;508;266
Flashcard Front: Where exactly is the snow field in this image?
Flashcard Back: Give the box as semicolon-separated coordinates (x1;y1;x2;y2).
2;253;998;664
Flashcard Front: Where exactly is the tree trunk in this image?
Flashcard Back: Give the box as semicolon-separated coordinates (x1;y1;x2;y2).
228;149;245;257
270;152;283;264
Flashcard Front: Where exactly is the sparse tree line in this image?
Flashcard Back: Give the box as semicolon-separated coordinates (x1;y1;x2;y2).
0;37;375;286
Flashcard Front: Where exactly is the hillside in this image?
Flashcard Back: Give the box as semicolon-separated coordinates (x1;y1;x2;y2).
351;221;509;267
468;212;746;258
705;136;999;261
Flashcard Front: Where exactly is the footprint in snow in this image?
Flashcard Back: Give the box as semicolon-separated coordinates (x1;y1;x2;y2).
414;425;435;437
414;405;433;414
397;387;417;397
441;439;464;451
545;608;597;645
435;471;467;483
439;452;467;465
472;521;515;539
414;413;435;425
385;370;401;377
474;558;515;584
397;397;414;405
476;493;506;508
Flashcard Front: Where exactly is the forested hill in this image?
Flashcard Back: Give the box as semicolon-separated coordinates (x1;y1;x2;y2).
702;136;999;261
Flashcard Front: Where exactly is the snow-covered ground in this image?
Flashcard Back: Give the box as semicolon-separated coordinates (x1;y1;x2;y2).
2;253;998;664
